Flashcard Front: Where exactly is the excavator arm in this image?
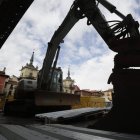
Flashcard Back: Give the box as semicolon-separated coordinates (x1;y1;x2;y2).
38;0;139;90
37;0;81;89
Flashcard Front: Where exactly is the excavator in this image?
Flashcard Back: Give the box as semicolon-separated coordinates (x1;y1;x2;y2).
0;0;80;116
36;0;140;134
1;0;140;134
3;58;80;115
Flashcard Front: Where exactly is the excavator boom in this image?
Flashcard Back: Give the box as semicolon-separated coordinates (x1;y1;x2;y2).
38;0;139;90
38;1;80;89
37;0;140;134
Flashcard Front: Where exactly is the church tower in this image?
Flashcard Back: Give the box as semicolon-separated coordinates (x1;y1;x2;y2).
63;67;75;94
20;52;39;79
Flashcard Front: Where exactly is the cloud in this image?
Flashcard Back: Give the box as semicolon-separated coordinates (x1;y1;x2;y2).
0;0;139;90
72;51;116;90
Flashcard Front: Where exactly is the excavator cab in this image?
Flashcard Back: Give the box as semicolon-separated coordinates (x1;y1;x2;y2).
48;67;63;92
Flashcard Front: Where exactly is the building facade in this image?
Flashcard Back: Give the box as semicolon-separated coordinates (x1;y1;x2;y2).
0;68;9;94
0;68;9;110
3;75;18;98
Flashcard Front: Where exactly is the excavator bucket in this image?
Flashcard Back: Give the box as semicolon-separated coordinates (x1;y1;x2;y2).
3;91;80;116
35;91;80;106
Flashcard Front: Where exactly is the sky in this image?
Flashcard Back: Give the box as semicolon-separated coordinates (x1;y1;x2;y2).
0;0;140;90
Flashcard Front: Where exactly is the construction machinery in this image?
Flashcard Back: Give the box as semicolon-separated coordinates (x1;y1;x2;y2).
0;0;140;134
4;68;80;116
34;0;140;134
0;4;79;116
60;0;140;134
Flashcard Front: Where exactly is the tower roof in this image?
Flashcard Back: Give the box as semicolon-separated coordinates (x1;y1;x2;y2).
20;52;38;71
66;67;72;80
30;51;34;66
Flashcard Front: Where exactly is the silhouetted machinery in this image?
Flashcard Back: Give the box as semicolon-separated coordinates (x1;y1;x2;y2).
1;0;140;134
37;0;140;133
64;0;140;134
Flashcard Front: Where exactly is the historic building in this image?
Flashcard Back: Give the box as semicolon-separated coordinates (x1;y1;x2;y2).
20;52;39;79
63;68;79;94
0;68;9;109
3;75;18;98
0;68;9;94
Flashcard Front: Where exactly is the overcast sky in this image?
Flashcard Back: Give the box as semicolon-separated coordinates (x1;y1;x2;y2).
0;0;140;90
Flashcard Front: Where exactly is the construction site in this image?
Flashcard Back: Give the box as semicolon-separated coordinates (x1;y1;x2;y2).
0;0;140;139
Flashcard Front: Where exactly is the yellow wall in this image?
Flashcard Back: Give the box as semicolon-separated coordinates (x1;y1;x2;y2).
72;96;106;109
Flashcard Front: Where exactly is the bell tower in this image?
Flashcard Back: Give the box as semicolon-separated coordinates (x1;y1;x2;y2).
63;67;75;93
20;52;38;79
